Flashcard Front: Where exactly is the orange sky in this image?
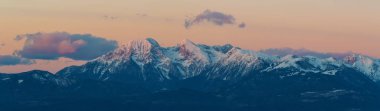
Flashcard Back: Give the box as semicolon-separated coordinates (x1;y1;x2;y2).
0;0;379;73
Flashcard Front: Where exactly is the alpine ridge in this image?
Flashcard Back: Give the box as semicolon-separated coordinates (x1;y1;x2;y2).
58;38;380;83
1;38;380;111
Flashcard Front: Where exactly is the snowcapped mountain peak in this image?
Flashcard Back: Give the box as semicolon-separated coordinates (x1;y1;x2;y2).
343;54;380;81
178;39;210;63
96;38;164;65
343;54;377;65
272;54;302;69
262;55;344;76
178;39;202;56
280;54;298;61
211;44;234;53
62;38;380;82
180;39;196;46
343;54;360;64
127;38;158;50
225;48;260;62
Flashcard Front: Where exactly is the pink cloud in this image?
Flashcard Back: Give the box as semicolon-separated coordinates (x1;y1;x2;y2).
58;39;87;54
16;32;117;60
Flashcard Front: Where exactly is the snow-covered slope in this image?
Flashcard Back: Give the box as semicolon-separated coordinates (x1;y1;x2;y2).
343;54;380;81
58;38;267;81
57;38;380;83
263;55;344;76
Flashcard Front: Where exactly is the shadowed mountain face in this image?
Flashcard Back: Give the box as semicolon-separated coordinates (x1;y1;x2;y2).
1;38;380;111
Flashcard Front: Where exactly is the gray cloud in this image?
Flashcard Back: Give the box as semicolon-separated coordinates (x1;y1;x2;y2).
14;35;24;41
238;22;246;28
136;13;148;17
185;10;242;29
260;48;354;59
103;15;119;20
0;55;35;66
15;32;118;60
0;43;4;49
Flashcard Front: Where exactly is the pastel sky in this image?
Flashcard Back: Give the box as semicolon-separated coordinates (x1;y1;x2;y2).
0;0;379;73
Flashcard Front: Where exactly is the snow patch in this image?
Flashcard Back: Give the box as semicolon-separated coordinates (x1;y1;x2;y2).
2;78;10;81
18;80;24;84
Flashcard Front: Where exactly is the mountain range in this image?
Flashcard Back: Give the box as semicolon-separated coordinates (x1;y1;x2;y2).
1;38;380;111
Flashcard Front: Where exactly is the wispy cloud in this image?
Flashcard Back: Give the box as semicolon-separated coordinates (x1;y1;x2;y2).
15;32;118;60
136;13;148;17
185;10;246;29
102;15;119;20
0;55;35;66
